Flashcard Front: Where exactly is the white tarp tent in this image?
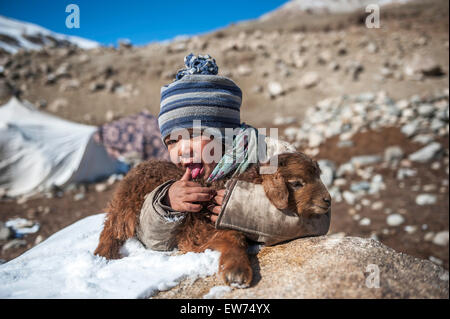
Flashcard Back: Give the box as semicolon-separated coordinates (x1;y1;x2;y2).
0;97;125;197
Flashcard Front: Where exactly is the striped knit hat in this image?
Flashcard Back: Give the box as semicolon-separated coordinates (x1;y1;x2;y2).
158;53;242;145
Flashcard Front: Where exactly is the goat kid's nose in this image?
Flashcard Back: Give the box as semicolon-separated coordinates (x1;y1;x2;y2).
323;196;331;207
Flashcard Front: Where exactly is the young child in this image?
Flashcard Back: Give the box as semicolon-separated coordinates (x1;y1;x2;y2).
136;54;330;251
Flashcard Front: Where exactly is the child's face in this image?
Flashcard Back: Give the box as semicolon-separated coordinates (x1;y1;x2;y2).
165;130;222;181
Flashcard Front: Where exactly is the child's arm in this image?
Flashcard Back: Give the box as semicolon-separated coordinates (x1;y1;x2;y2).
136;169;214;251
136;180;185;251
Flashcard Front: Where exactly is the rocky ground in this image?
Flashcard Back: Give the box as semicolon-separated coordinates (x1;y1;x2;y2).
0;0;449;285
154;236;449;299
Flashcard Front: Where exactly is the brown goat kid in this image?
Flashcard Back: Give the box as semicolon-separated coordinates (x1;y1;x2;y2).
94;152;331;287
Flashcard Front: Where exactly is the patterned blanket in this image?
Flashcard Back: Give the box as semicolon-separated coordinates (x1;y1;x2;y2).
94;110;170;164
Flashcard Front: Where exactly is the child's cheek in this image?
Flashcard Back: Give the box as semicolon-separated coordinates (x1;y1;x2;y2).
168;144;181;165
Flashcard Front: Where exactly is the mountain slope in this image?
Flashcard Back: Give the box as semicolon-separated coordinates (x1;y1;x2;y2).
0;15;99;54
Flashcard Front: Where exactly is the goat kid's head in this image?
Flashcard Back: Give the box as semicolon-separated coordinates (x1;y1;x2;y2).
259;152;331;216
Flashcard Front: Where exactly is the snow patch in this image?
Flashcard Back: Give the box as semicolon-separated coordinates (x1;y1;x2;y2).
203;285;232;299
0;213;220;299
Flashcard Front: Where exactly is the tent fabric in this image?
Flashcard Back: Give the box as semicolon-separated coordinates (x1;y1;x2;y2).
0;97;125;197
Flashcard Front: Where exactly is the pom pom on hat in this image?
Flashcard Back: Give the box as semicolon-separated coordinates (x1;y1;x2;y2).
175;53;219;80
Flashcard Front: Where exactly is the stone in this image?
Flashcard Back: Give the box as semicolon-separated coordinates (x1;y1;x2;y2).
273;116;297;126
267;82;283;98
237;65;252;76
95;183;107;192
423;184;437;192
317;51;332;65
105;110;114;122
317;160;336;187
387;214;405;227
351;155;382;167
359;218;371;226
404;226;418;234
73;193;85;201
408;142;442;163
0;222;12;241
343;191;356;205
430;118;445;132
366;42;378;53
429;256;443;266
59;79;80;92
2;239;27;251
384;146;404;163
356;92;376;102
424;232;435;242
350;181;371;192
48;98;68;112
415;194;437;206
412;134;434;145
371;201;384;210
401;120;420;137
308;132;324;148
154;236;449;299
396;168;417;180
300;72;320;89
417;104;435;117
432;231;449;246
337;162;355;177
34;235;44;245
328;186;342;203
404;54;444;77
369;174;385;194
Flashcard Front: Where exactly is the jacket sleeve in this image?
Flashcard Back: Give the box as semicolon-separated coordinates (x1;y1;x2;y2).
136;180;186;251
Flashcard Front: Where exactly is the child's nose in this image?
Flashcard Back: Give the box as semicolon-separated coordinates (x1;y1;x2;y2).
178;139;193;160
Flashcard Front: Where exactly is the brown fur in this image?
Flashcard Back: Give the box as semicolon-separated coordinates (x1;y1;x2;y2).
94;152;331;287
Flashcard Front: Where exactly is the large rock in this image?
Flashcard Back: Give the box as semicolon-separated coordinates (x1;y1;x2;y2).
153;236;449;299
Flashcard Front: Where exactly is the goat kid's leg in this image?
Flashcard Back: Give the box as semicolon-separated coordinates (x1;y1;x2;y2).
206;230;253;288
94;209;136;260
94;229;124;260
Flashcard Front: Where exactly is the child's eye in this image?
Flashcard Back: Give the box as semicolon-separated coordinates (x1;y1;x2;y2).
166;139;177;146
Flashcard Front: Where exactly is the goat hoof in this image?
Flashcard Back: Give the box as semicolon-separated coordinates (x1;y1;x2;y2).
222;263;252;288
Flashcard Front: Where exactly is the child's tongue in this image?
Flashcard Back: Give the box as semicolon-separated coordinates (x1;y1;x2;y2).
188;163;203;179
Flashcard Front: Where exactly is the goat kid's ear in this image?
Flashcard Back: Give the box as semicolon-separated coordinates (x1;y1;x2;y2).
262;171;289;210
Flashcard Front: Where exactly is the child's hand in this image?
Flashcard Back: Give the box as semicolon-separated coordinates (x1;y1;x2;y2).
165;168;215;212
207;189;226;223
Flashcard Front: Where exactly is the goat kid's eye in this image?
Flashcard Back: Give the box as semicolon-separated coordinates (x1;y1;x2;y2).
287;180;304;190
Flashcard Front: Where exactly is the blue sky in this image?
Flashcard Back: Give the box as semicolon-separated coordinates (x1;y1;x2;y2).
0;0;287;46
